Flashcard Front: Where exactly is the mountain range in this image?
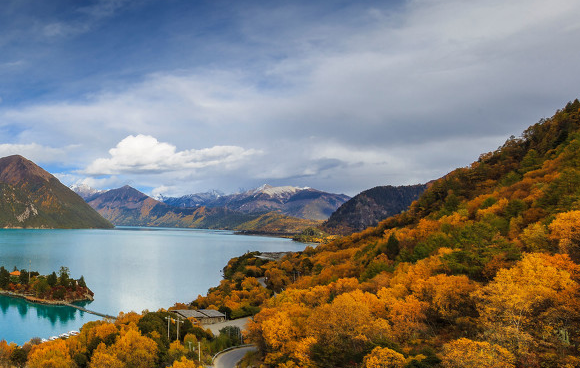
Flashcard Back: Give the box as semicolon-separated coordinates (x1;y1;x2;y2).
0;156;424;234
0;155;112;229
159;184;350;221
81;185;321;234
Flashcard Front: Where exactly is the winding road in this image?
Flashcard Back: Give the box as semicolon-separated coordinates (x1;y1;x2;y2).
213;346;257;368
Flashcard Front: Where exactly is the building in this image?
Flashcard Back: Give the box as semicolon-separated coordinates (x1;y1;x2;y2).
173;309;226;324
9;270;20;277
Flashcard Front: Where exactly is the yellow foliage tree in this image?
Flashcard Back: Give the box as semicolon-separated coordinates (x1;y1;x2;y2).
419;274;478;322
363;346;406;368
0;340;16;366
108;327;158;368
168;340;188;362
306;290;392;366
440;338;515;368
474;253;580;355
169;356;200;368
93;322;118;340
27;339;74;368
549;210;580;259
89;343;124;368
384;294;429;342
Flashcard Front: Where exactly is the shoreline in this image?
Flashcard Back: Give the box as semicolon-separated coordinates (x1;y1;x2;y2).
234;230;296;238
0;290;92;307
0;290;117;319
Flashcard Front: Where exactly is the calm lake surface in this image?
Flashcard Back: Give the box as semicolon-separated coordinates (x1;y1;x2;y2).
0;227;304;345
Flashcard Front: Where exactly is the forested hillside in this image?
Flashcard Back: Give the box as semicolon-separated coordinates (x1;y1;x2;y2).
10;100;580;367
322;184;427;235
192;100;580;367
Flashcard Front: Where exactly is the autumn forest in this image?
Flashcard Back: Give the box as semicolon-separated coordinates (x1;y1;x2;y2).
2;100;580;367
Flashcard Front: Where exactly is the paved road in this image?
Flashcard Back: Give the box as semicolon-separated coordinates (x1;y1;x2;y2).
213;346;257;368
203;317;250;336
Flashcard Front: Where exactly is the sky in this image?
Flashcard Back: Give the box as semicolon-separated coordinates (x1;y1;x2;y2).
0;0;579;197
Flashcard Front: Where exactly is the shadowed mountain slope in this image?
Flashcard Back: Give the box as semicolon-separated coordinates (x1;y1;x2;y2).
0;155;113;228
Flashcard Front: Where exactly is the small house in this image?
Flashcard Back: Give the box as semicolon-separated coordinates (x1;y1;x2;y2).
10;270;20;277
173;309;226;324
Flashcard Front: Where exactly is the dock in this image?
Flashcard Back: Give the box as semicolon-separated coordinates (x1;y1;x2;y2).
62;303;117;320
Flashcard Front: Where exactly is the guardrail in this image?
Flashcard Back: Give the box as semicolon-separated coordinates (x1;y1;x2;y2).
211;344;255;363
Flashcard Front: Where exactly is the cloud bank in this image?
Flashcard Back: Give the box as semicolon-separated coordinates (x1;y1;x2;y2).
0;0;579;196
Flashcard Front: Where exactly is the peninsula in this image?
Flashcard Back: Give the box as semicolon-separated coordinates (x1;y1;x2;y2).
0;266;93;305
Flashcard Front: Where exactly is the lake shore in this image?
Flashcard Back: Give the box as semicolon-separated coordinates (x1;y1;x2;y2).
0;290;93;306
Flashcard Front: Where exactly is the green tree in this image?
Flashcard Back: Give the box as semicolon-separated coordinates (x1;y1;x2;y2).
0;267;10;289
9;347;27;368
385;233;400;260
78;275;87;288
33;278;49;297
47;272;57;287
58;266;70;288
18;269;29;285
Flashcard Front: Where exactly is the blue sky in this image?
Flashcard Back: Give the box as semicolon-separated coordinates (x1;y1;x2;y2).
0;0;579;197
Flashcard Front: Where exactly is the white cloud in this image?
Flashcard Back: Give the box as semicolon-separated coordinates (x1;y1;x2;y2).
84;135;261;175
2;0;580;196
43;0;130;38
0;143;67;163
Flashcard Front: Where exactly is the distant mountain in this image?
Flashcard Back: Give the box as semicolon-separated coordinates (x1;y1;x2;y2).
159;190;224;208
0;155;113;229
161;184;350;220
70;183;105;200
321;184;427;235
84;185;321;233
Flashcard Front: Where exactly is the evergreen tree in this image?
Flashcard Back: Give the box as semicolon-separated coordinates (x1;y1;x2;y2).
58;266;70;288
78;275;86;288
385;233;400;260
47;272;57;287
0;267;10;289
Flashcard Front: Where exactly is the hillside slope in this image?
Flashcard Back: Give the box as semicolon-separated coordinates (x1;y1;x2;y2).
322;184;427;234
0;155;112;228
192;99;580;367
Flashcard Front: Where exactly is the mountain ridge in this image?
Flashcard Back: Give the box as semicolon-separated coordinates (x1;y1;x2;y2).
83;185;321;233
160;184;350;220
0;155;113;229
321;184;428;235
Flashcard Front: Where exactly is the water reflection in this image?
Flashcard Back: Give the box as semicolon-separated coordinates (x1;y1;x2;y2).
72;299;94;308
0;295;9;314
36;306;79;326
0;295;83;325
16;300;28;318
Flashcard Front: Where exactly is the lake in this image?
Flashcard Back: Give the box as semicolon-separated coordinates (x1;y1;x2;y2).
0;227;304;345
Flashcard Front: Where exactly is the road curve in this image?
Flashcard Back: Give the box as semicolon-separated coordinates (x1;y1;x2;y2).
213;346;257;368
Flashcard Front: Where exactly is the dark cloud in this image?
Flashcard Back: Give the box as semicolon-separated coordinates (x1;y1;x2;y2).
0;0;579;196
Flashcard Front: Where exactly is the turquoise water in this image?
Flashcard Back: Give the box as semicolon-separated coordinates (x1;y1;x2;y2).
0;227;303;344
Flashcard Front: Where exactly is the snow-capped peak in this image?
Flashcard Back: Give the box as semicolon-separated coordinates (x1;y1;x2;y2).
252;184;310;197
70;183;105;200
